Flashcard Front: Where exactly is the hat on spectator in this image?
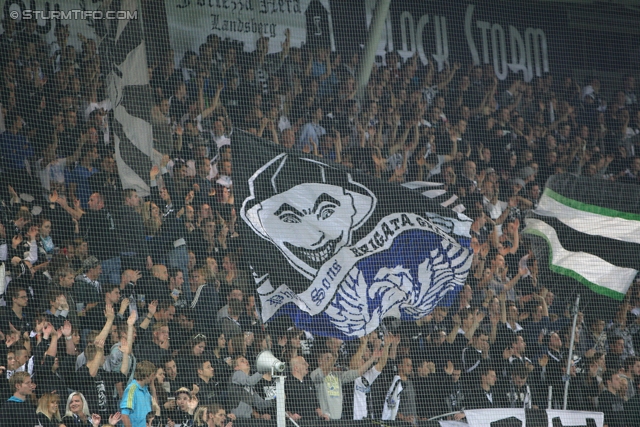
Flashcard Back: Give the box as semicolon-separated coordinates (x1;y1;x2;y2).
518;167;535;180
174;387;192;398
216;176;232;188
83;256;101;272
510;178;526;188
485;167;496;175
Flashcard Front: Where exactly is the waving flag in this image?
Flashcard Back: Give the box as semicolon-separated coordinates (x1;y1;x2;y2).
235;132;473;339
105;0;154;196
524;174;640;301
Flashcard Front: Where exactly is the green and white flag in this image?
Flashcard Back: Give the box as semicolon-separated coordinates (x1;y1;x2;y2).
524;174;640;301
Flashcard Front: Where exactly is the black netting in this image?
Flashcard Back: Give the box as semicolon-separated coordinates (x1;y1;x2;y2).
0;1;638;426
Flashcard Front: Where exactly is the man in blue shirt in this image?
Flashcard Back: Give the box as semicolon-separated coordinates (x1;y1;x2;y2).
298;105;326;152
121;360;157;427
0;113;34;194
68;144;100;209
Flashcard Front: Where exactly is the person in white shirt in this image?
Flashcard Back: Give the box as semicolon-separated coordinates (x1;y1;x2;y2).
352;334;395;420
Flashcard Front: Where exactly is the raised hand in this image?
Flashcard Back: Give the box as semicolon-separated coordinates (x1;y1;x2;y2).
452;314;461;326
105;303;115;321
119;298;130;315
7;185;18;200
43;322;54;338
11;234;23;249
109;412;122;425
127;310;137;326
148;300;158;316
187;395;199;412
61;321;72;337
539;354;549;368
5;334;18;348
445;360;454;375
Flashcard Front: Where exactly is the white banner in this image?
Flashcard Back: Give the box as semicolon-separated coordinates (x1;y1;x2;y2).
546;410;604;427
462;409;603;427
164;0;334;62
2;0;115;49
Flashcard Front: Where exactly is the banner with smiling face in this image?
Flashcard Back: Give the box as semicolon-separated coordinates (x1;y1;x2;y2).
236;132;474;339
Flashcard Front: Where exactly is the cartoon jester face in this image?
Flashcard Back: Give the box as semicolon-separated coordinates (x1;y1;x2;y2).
256;183;357;271
242;155;375;279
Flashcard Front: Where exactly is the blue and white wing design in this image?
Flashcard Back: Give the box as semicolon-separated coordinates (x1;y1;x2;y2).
324;229;472;337
323;268;374;337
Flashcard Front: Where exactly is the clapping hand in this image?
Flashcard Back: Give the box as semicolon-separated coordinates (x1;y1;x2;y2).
61;321;72;338
109;412;122;425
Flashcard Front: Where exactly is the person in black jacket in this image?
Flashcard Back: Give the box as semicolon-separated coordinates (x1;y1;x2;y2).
189;268;221;337
0;371;39;427
465;365;499;409
495;366;534;409
89;155;123;211
193;359;223;405
32;322;75;397
84;284;129;332
36;392;65;427
0;286;33;336
599;369;629;427
75;340;128;416
150;159;193;302
116;189;150;272
79;192;121;285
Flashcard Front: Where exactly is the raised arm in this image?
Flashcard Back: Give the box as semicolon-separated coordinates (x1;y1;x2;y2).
120;311;137;376
43;323;59;359
447;314;461;344
350;335;369;370
437;61;460;90
60;321;77;355
95;303;116;344
201;83;224;120
442;131;458;163
139;300;157;331
357;349;381;376
502;267;526;292
376;335;395;372
87;339;105;377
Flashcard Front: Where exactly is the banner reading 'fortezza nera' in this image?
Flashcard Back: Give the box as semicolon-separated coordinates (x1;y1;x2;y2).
164;0;335;60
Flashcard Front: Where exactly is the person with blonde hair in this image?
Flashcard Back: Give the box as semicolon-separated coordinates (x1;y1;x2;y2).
141;201;162;237
62;392;122;426
0;371;39;426
36;392;63;427
62;392;92;425
121;360;157;427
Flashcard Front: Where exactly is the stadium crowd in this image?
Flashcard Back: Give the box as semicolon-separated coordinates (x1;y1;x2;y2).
0;12;640;427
